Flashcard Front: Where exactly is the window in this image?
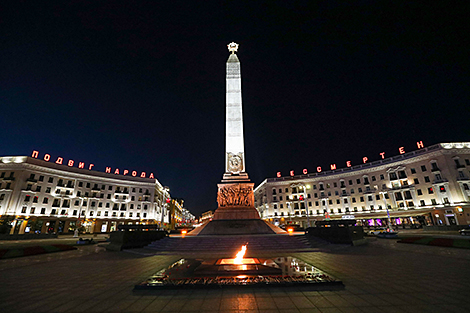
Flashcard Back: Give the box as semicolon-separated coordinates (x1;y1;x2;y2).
83;201;87;206
384;194;389;199
352;198;356;203
380;174;384;180
360;196;364;202
33;196;38;203
348;180;353;185
24;195;31;202
280;196;283;200
98;202;103;207
344;198;348;204
375;195;380;200
398;171;407;179
101;185;106;190
91;201;96;207
414;178;419;185
363;177;369;185
435;173;442;181
74;200;79;206
333;182;337;188
86;183;90;188
431;199;437;205
335;191;339;196
21;206;27;213
272;189;276;195
280;204;284;208
0;194;4;201
439;186;446;193
51;209;57;215
30;207;35;214
107;194;111;199
358;188;362;193
315;201;319;206
36;186;41;192
421;165;427;172
463;184;469;190
428;187;434;194
424;176;430;183
356;179;361;184
417;189;423;196
458;171;465;178
371;176;376;181
404;191;412;199
350;189;354;194
410;168;416;174
109;186;112;190
38;175;44;182
143;213;147;218
389;173;397;180
431;162;439;171
41;208;46;214
395;193;403;201
336;199;340;204
48;177;54;183
328;200;333;205
105;211;109;216
78;182;83;187
139;188;143;193
106;203;110;208
89;211;94;216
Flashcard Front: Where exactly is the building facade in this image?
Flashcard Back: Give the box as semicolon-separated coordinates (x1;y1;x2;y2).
0;156;176;234
254;143;470;229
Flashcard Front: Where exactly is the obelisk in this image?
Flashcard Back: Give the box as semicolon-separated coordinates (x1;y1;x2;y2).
192;43;282;235
224;42;248;181
213;42;259;220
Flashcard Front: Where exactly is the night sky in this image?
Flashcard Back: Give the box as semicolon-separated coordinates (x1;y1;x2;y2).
1;1;469;216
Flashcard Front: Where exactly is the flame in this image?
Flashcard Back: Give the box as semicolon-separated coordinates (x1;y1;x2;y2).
234;245;247;265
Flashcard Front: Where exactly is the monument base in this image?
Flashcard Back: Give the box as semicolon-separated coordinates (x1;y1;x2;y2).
195;219;277;236
213;206;260;220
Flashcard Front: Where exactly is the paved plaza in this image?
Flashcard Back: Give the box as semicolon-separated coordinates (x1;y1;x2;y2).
1;237;470;313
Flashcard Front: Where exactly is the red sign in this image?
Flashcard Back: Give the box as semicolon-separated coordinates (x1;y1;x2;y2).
277;141;424;178
31;150;155;179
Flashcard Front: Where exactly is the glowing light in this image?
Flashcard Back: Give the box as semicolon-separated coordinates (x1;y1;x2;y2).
417;141;424;149
234;245;247;264
287;228;294;235
399;147;405;154
181;230;187;235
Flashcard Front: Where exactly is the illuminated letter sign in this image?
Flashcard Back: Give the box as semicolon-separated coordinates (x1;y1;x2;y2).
140;172;146;178
44;154;51;161
363;157;368;164
114;169;120;175
105;167;111;173
346;161;351;167
78;162;85;169
379;152;385;159
330;164;336;170
31;151;39;158
132;171;137;177
68;160;74;167
149;173;154;179
88;164;94;170
290;170;294;177
417;141;424;149
277;172;281;178
317;167;322;173
399;147;405;154
302;168;308;174
123;170;129;175
55;157;63;164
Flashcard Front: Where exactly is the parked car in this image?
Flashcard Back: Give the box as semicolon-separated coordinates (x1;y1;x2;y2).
368;228;387;236
459;227;470;236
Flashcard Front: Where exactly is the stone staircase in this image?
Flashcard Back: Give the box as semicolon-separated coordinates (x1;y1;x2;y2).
144;234;328;254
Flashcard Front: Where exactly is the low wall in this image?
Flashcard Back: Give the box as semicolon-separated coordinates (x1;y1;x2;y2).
0;233;58;240
106;230;167;251
306;226;365;245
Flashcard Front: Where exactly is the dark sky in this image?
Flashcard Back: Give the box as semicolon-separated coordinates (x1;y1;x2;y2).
1;1;469;216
